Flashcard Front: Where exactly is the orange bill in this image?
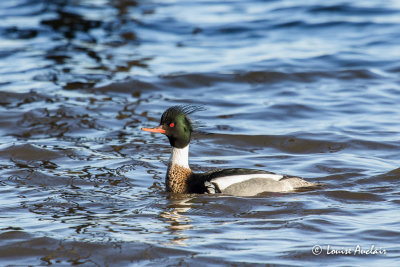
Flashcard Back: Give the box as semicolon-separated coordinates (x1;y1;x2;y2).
141;125;166;134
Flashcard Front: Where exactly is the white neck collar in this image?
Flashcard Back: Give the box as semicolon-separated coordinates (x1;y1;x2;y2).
169;145;190;169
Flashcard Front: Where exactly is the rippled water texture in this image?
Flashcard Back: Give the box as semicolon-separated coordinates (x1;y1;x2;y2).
1;0;400;266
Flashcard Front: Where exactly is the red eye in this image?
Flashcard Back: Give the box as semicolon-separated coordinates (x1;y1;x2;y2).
169;122;175;128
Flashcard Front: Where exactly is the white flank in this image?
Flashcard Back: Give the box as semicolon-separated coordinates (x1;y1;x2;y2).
169;145;190;169
211;173;284;191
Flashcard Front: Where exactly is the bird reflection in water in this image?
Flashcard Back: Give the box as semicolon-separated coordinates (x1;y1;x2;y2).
159;194;194;246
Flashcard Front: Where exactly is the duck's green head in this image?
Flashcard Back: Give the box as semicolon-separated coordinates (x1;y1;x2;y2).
142;105;203;148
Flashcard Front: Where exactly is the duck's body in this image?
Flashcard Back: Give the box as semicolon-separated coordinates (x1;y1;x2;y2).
165;145;316;196
142;105;317;196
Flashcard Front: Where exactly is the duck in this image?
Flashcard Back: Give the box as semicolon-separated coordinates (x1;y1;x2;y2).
142;105;318;196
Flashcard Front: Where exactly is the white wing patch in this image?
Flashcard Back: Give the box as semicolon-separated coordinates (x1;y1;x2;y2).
210;173;284;191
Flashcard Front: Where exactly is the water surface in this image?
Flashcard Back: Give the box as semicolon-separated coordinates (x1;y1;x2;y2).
0;0;400;266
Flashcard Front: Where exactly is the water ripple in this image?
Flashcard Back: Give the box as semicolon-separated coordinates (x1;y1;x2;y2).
0;0;399;265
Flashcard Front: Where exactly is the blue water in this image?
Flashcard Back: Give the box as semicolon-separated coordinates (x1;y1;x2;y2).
0;0;400;266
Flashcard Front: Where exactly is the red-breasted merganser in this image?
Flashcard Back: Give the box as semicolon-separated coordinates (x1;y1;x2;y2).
142;105;317;196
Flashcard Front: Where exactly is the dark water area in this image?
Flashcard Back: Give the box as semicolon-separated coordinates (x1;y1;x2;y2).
1;0;400;265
